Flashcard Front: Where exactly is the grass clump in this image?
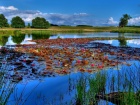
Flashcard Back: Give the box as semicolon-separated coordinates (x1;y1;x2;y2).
75;62;140;105
76;72;107;105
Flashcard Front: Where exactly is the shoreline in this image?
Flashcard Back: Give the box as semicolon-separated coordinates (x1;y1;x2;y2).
0;26;140;35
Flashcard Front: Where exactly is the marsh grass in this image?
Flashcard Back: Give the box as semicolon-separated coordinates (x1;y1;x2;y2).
76;72;107;105
75;62;140;105
0;63;16;105
111;27;140;33
76;75;87;105
1;26;140;35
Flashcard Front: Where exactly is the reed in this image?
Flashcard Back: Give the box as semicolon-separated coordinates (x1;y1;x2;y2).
0;61;16;105
76;75;87;105
75;72;107;105
75;61;140;105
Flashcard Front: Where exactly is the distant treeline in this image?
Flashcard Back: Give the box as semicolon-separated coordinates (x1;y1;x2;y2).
0;14;50;29
50;24;93;27
76;25;93;27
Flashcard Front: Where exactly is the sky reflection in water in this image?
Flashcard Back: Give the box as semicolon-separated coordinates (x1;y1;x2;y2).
94;39;140;48
3;32;140;48
1;32;140;105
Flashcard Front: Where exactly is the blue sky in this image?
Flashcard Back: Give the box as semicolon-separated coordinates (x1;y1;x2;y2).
0;0;140;26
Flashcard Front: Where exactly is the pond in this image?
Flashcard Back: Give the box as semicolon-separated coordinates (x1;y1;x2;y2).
1;32;140;47
0;32;140;105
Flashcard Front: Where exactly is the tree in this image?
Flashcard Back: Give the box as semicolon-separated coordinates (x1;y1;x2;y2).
32;17;50;28
0;14;9;28
11;16;25;28
119;14;132;27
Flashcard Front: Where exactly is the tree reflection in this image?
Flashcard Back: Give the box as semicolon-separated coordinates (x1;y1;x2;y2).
118;33;127;47
12;34;25;44
0;34;51;46
32;33;50;40
0;36;8;46
12;34;51;44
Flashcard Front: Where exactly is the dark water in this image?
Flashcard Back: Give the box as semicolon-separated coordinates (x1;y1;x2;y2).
0;32;140;105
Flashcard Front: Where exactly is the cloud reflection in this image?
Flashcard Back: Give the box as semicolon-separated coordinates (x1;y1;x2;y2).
5;36;16;45
20;35;36;45
108;40;113;44
127;39;140;45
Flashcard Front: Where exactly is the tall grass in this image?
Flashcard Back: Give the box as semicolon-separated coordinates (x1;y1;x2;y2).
0;57;16;105
1;26;140;35
111;27;140;33
75;61;140;105
76;72;107;105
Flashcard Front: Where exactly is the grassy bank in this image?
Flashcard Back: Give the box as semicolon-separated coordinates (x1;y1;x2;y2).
0;26;140;35
111;26;140;33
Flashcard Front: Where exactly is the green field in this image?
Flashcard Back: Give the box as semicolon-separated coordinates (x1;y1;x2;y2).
0;26;140;35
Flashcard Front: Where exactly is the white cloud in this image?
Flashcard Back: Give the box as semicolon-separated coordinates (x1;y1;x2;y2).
22;17;33;22
106;17;118;25
5;6;140;26
0;6;93;25
0;6;18;11
6;6;18;11
44;13;89;25
0;6;107;26
108;40;113;44
128;17;140;25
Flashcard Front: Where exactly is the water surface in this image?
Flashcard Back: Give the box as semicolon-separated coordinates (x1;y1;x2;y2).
1;32;140;48
0;32;140;105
